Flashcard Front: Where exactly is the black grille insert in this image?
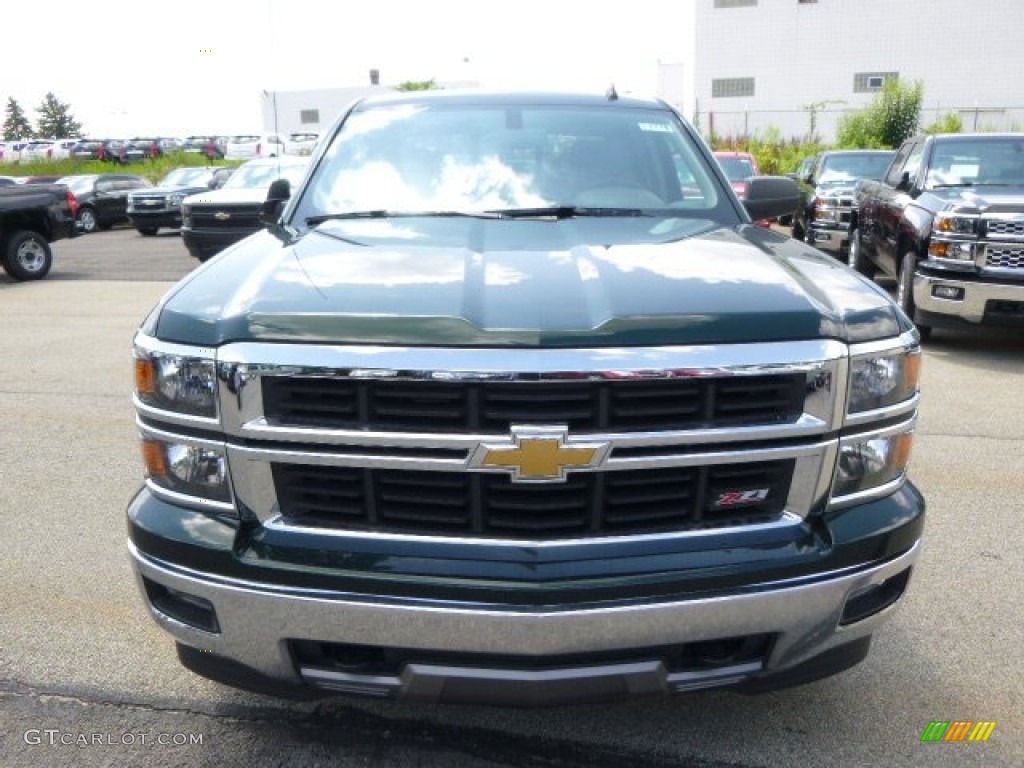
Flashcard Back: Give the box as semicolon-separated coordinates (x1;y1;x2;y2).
262;375;807;433
272;460;795;538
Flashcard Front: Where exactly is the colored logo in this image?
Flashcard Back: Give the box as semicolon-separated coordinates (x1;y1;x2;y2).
469;425;610;482
921;721;996;742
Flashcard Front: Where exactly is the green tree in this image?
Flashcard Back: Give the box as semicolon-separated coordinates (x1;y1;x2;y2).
836;79;923;149
34;92;83;139
3;97;33;139
396;79;440;92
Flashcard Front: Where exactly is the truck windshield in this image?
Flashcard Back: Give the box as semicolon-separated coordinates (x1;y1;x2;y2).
295;102;726;226
925;137;1024;189
818;153;895;184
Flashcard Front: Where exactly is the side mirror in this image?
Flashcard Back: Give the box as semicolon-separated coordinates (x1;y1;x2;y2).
260;178;291;227
742;176;802;222
895;171;912;192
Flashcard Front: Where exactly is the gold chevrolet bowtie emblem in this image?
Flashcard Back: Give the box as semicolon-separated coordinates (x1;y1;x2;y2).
469;426;610;482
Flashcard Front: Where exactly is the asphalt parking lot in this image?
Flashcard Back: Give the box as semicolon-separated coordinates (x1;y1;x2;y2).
1;229;1022;767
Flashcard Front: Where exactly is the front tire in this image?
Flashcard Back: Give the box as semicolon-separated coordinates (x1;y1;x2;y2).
2;230;53;280
137;227;159;236
898;250;931;340
848;227;875;277
791;220;805;242
77;206;97;234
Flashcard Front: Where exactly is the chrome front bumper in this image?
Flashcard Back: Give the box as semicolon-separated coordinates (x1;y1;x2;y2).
130;540;919;702
914;271;1024;324
808;225;849;253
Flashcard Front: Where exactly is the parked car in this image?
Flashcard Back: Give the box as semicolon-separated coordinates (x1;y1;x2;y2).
854;132;1024;338
123;137;182;163
791;150;895;255
0;176;17;186
0;181;79;279
57;173;152;233
0;140;34;164
286;131;320;155
182;135;227;160
18;141;56;162
21;175;64;185
224;133;287;160
127;166;233;235
132;89;924;706
180;156;309;260
70;139;119;162
713;151;762;199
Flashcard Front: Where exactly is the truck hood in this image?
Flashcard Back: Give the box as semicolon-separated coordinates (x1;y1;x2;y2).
153;217;906;347
920;184;1024;214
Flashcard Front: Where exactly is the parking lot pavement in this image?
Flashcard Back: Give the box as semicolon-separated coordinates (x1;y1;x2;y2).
1;233;1022;767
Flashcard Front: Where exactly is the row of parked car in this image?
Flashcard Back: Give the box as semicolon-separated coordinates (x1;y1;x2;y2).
4;156;310;262
0;132;320;164
712;148;897;253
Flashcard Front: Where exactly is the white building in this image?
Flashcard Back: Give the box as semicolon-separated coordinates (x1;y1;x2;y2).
260;75;481;137
689;0;1024;141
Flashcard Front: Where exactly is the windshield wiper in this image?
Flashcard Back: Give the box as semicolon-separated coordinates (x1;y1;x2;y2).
306;210;502;225
932;182;1022;189
488;206;652;219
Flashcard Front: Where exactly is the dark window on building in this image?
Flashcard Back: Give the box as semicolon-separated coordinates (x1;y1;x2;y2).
300;109;320;125
798;0;818;5
854;72;898;93
712;77;755;98
714;0;757;7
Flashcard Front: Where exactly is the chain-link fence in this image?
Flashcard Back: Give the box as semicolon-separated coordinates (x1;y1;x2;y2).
694;106;1024;143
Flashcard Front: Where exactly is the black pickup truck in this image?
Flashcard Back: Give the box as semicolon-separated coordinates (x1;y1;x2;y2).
853;133;1024;337
128;90;924;706
0;183;79;280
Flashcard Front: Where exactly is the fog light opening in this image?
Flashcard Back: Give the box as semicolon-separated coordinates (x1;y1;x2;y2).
840;568;912;626
143;577;221;633
932;284;965;301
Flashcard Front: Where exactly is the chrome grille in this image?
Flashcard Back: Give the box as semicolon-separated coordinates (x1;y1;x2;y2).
272;461;795;538
986;218;1024;238
191;205;261;229
986;247;1024;270
261;375;808;434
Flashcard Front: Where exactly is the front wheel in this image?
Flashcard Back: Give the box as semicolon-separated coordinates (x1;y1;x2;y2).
2;230;53;280
137;227;159;237
848;227;875;277
898;250;931;340
791;220;805;242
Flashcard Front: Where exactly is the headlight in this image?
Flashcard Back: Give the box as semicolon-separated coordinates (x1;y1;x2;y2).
928;240;976;261
847;345;921;415
833;425;915;500
126;198;135;212
135;345;217;418
933;213;977;235
169;193;185;207
143;437;231;504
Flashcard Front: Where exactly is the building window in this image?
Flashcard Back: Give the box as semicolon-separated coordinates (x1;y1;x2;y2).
714;0;756;8
712;77;755;98
798;0;818;4
299;109;320;125
854;72;898;93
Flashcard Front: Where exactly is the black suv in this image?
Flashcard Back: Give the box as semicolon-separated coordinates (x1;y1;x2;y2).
57;173;152;233
127;166;233;235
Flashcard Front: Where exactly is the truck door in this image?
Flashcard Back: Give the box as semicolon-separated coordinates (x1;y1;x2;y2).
874;140;924;276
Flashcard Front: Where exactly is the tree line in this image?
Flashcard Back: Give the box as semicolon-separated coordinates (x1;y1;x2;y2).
3;94;83;140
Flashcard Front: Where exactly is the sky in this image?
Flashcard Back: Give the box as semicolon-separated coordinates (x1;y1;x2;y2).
0;0;695;139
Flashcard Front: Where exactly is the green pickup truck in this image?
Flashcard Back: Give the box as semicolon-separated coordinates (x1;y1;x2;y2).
127;90;925;706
